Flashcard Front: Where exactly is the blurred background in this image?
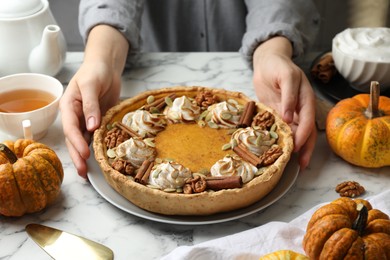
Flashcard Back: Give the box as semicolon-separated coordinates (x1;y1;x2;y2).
49;0;390;52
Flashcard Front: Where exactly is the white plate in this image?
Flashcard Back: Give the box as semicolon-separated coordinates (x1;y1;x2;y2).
87;154;299;225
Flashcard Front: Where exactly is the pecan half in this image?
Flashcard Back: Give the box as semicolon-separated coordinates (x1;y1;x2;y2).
335;181;365;198
183;184;193;194
252;111;275;130
104;128;131;149
259;146;283;166
195;90;218;109
183;176;207;194
111;159;135;176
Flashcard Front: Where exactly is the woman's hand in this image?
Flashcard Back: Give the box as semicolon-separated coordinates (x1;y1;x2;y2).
252;37;317;170
60;61;122;178
59;25;129;178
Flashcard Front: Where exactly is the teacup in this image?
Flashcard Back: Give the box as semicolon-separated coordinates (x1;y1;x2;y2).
0;73;63;140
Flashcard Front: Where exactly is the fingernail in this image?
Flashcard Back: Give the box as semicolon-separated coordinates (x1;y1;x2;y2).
87;116;96;130
284;111;293;123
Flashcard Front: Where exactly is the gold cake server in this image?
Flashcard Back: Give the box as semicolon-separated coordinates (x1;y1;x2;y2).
26;223;113;260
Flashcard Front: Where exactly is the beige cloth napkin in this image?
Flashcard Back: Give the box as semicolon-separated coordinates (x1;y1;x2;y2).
160;189;390;260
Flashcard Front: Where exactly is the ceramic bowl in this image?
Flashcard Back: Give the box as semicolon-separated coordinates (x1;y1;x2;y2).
0;73;63;140
332;27;390;92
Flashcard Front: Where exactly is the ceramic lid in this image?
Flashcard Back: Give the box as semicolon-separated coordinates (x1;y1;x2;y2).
0;0;43;18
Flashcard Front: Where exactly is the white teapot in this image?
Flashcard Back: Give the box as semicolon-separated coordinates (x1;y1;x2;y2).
0;0;67;77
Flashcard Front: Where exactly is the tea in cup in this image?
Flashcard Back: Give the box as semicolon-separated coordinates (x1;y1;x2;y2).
0;73;63;140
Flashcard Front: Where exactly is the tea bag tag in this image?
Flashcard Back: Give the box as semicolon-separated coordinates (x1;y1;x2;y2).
22;119;33;140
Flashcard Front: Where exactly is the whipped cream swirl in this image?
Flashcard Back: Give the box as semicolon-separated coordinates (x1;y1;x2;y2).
148;161;192;189
115;138;157;168
164;96;200;122
232;127;276;156
122;110;167;137
333;27;390;62
208;101;242;128
210;155;257;183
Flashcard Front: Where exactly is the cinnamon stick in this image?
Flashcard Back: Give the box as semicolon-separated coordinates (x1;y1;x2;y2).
206;176;243;190
311;53;337;84
114;121;140;138
135;159;154;185
144;93;177;111
237;101;256;128
233;144;262;168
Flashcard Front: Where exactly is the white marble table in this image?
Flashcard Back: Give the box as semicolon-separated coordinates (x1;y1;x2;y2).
0;52;389;260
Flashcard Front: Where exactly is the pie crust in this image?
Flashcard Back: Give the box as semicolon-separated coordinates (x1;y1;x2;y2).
93;86;293;215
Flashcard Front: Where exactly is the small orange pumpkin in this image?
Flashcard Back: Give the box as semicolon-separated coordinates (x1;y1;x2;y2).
326;81;390;168
303;197;390;259
0;139;63;217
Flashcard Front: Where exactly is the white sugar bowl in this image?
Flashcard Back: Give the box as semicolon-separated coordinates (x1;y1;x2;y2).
332;27;390;92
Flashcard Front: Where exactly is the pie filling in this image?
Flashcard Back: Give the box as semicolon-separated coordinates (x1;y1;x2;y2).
101;89;286;194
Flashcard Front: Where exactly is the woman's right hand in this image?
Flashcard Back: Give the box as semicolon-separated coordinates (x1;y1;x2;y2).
59;25;129;178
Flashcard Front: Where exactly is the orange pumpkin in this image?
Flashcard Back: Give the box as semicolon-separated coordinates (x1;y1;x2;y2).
0;139;63;217
326;81;390;168
303;197;390;259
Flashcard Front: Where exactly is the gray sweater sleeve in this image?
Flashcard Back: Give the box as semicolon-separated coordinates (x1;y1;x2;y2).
240;0;320;66
79;0;144;51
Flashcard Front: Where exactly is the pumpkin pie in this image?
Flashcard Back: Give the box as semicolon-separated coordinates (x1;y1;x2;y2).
93;86;293;215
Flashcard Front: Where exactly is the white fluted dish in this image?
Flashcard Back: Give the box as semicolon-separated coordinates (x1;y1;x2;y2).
332;27;390;93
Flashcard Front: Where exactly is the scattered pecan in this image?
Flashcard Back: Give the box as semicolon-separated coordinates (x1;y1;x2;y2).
183;184;193;194
104;128;131;149
259;146;283;166
183;176;207;194
195;90;218;109
252;111;275;130
111;159;135;175
335;181;365;198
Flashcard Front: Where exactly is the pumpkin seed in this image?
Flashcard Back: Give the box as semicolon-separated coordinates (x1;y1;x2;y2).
227;98;238;105
163;188;176;193
270;131;279;139
155;158;163;164
205;112;213;122
198;120;206;128
146;95;155;104
176;188;183;193
208;121;219;129
143;138;155;147
222;143;231;151
255;134;262;146
221;112;232;120
255;167;266;176
236;104;244;111
152;169;161;178
147;184;161;190
199;110;209;120
165;96;173;107
106;123;113;131
170;171;179;179
150;107;160;114
106;148;116;158
270;123;277;132
230;139;238;149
